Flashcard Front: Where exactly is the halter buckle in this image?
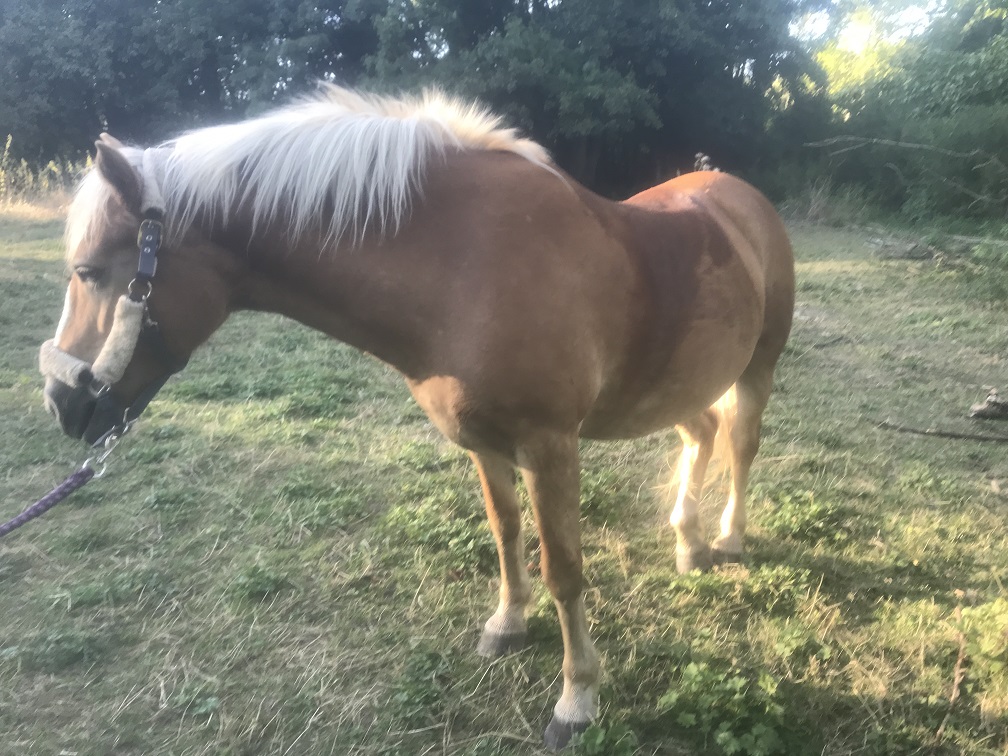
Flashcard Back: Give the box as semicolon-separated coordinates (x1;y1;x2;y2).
137;218;162;279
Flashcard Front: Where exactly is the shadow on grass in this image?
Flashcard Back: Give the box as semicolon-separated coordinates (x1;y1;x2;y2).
748;536;986;621
612;646;989;756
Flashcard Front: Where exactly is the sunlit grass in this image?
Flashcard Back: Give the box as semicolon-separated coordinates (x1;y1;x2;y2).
0;207;1006;754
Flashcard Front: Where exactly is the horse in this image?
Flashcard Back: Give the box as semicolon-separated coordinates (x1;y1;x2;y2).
39;85;794;750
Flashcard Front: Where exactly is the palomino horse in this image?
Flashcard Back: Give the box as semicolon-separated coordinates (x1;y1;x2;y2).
39;86;793;749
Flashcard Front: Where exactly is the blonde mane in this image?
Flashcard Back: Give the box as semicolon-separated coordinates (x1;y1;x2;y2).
66;85;551;253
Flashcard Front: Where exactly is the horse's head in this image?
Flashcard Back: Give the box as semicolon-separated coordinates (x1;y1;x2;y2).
41;135;238;445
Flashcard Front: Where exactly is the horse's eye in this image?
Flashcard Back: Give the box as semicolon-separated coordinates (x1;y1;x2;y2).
74;266;104;285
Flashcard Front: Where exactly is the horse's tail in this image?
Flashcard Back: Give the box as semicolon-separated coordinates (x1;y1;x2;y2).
711;384;738;470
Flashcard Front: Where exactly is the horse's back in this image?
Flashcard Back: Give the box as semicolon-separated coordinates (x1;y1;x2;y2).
578;172;794;438
400;156;793;448
626;171;794;351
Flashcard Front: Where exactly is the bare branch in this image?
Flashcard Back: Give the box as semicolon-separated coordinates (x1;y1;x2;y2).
805;136;1002;166
871;418;1008;443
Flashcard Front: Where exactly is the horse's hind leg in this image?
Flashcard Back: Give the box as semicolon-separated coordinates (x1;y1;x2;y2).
670;409;719;573
711;360;777;563
472;451;533;657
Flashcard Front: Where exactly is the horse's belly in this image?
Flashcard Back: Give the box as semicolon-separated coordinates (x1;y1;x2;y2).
579;311;761;440
579;379;733;440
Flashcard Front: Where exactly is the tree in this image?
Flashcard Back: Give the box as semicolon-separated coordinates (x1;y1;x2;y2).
814;0;1008;219
0;0;831;197
365;0;831;193
0;0;109;158
0;0;381;159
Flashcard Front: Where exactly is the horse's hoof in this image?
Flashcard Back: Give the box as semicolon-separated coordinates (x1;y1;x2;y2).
543;715;590;751
712;547;743;566
476;629;526;658
676;546;713;574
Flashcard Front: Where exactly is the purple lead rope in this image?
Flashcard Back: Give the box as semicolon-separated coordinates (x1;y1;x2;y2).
0;466;96;538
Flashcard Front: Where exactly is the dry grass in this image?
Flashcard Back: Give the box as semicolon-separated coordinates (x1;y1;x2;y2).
0;208;1006;754
0;136;86;209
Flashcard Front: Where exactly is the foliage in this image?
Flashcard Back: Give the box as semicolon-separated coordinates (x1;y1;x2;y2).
170;684;222;719
961;598;1008;684
383;495;497;574
0;0;379;159
776;177;871;225
580;468;637;522
760;488;853;544
0;0;831;195
367;0;831;191
671;564;814;616
2;629;105;672
814;0;1008;222
658;662;788;755
229;561;291;602
958;597;1008;722
389;646;452;727
572;721;639;756
5;0;1008;221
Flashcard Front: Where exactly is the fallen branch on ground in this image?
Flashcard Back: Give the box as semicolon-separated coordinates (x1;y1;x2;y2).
871;418;1008;443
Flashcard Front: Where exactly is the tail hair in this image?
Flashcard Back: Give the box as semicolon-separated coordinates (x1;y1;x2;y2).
712;385;738;469
662;384;738;497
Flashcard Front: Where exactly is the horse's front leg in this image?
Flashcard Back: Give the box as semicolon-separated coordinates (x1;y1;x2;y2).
519;432;599;750
472;451;533;656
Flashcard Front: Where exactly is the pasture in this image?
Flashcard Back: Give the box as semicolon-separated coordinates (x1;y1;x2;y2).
1;204;1006;755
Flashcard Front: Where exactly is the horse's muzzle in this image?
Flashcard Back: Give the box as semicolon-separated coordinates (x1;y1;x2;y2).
43;378;125;445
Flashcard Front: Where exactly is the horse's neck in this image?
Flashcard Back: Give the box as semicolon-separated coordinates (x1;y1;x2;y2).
222;220;434;376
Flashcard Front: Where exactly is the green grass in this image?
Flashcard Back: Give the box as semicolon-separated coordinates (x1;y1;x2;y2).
1;213;1006;754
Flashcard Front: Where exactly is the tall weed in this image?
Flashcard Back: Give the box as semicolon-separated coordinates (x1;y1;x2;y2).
0;135;88;205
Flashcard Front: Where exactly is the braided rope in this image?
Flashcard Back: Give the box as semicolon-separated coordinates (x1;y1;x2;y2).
0;466;96;538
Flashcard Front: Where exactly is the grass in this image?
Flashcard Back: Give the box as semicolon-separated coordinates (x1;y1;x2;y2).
1;212;1006;754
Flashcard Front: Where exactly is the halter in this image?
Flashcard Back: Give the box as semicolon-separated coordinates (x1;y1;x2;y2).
38;149;188;446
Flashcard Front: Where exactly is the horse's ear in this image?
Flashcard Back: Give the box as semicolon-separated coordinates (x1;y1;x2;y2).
98;132;126;150
94;138;142;215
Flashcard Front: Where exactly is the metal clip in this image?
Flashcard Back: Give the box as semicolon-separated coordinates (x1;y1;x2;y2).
82;420;132;479
128;277;153;302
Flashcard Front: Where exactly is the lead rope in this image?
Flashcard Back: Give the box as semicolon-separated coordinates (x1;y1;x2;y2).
0;423;129;539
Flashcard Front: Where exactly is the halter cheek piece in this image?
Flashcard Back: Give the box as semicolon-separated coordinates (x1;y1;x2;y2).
38;149;188;446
